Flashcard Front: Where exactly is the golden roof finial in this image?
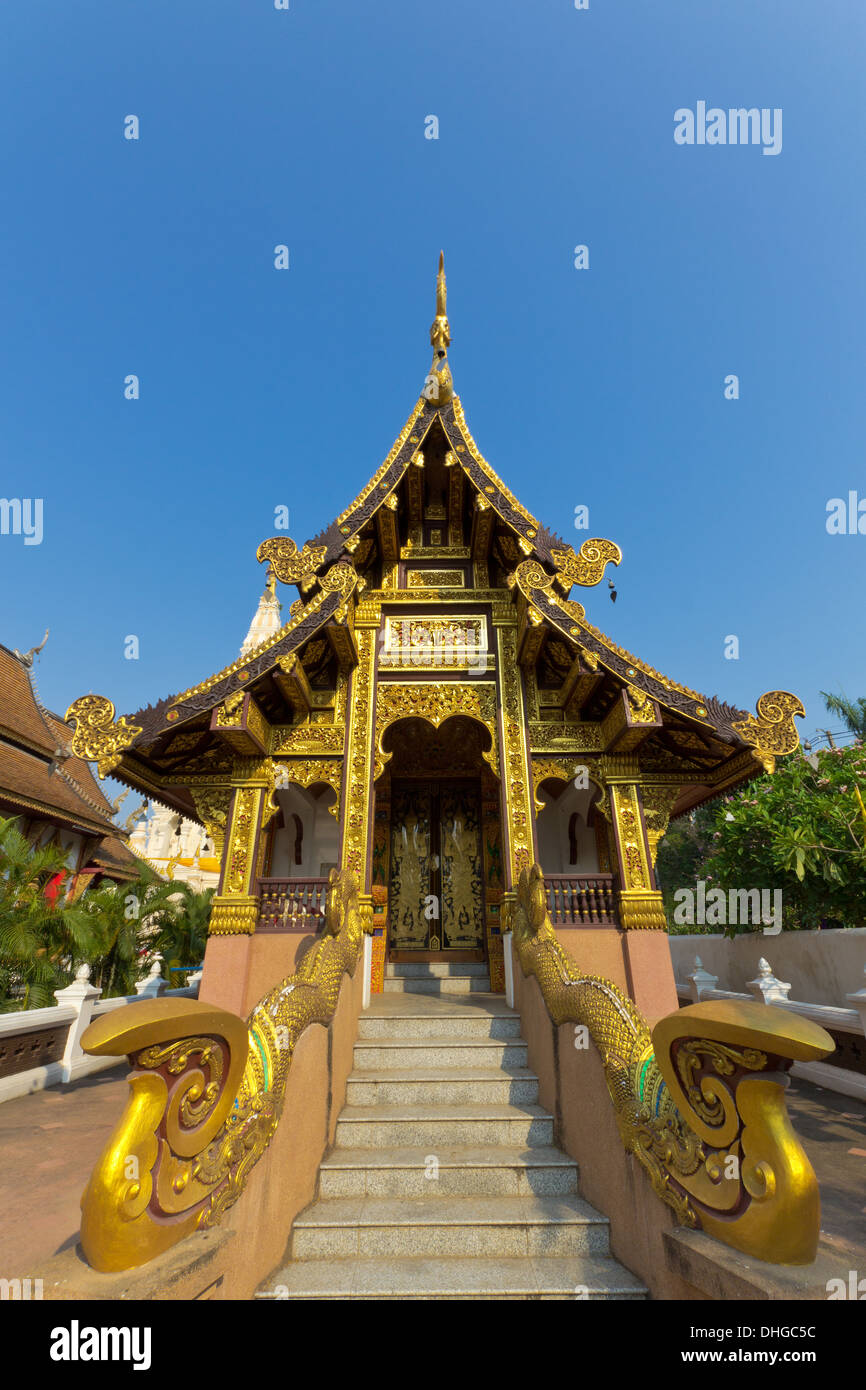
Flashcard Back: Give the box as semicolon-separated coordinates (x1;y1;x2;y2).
430;249;451;350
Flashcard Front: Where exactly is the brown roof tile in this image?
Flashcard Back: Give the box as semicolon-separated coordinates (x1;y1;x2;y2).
0;646;60;756
0;741;117;832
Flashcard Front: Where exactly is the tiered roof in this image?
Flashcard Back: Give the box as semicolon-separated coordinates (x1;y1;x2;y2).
64;255;803;816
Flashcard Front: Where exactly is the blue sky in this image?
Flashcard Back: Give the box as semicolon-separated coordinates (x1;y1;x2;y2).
1;0;864;759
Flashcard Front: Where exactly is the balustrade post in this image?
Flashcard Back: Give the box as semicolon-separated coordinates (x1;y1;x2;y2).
54;964;102;1083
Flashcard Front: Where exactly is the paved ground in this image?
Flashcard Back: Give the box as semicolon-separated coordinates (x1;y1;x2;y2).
0;1065;127;1275
0;1066;862;1281
786;1076;866;1268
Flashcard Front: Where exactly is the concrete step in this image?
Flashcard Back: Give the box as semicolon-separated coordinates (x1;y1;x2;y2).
335;1102;554;1149
290;1194;613;1260
386;962;489;978
383;976;491;995
357;1000;521;1041
258;1254;647;1300
353;1035;529;1071
345;1067;539;1107
318;1144;579;1198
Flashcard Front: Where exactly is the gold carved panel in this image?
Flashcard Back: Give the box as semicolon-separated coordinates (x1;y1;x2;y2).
379;616;491;671
407;570;465;588
272;724;346;755
375;682;499;782
274;759;343;818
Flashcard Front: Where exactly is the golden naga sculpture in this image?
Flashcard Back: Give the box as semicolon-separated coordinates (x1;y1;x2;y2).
733;691;806;773
505;864;833;1265
65;695;143;779
79;869;370;1274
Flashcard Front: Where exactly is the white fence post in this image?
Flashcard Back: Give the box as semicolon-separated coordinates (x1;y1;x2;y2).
686;956;719;1003
746;957;792;1005
845;965;866;1041
135;954;167;998
53;964;102;1082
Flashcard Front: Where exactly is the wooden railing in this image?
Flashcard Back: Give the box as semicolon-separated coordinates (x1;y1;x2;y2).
545;873;618;925
256;878;328;932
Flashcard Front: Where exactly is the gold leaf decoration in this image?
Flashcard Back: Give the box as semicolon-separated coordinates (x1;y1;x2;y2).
64;695;143;779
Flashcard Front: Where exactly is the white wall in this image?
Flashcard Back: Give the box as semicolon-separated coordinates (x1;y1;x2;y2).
269;784;339;878
668;928;866;1009
536;782;600;875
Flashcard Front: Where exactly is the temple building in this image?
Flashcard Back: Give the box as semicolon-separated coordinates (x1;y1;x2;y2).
62;257;829;1299
65;253;802;995
0;638;140;890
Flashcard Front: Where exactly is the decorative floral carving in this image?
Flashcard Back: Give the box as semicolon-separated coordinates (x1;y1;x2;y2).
732;691;805;774
64;695;143;778
375;682;499;782
550;537;622;589
256;536;327;586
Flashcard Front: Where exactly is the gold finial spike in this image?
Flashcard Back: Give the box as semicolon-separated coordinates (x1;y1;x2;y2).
436;250;446;317
430;250;451;350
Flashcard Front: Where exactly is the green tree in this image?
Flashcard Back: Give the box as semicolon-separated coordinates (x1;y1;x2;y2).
150;881;213;983
81;876;189;998
655;804;716;931
820;690;866;742
701;745;866;933
0;816;99;1008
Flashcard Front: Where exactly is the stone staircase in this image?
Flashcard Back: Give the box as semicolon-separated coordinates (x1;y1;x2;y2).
258;963;646;1300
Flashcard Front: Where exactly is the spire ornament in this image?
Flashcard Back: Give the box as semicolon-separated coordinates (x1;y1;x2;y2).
430;250;450;349
425;251;453;405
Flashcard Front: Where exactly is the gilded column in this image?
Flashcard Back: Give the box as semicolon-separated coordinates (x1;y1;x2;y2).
209;757;276;935
341;619;378;892
603;758;667;931
495;623;536;887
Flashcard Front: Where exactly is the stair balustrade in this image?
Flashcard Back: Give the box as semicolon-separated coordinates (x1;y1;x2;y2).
256;877;328;931
544;873;618;925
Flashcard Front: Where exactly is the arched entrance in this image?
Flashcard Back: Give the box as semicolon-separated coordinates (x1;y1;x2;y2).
373;716;502;963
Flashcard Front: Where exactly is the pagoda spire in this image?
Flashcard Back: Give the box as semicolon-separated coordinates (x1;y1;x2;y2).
240;563;282;657
426;250;453;404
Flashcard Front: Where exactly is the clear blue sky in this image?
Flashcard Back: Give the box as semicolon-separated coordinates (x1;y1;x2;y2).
2;0;864;756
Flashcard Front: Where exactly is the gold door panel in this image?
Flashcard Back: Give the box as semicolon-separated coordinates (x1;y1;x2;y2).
389;780;484;952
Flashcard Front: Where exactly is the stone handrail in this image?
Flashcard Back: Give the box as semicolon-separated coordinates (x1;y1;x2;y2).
78;868;370;1273
505;864;834;1266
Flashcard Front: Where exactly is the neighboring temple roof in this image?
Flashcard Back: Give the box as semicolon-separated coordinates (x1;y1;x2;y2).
64;256;804;813
0;642;135;845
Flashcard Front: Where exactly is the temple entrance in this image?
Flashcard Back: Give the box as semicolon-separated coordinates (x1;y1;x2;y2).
374;715;498;964
389;779;485;956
